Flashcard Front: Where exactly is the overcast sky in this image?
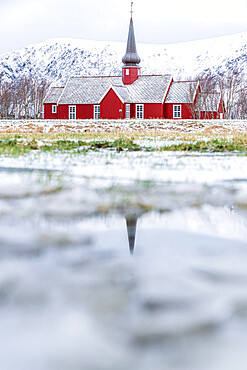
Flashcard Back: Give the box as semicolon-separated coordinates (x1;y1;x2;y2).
0;0;246;55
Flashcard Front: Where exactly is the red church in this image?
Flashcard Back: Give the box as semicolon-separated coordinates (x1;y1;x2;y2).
44;12;225;120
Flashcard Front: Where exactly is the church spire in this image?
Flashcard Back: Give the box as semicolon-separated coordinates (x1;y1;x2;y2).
122;3;141;66
131;1;133;17
122;2;141;85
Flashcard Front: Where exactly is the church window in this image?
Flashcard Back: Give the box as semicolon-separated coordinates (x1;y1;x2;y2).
173;105;181;118
94;105;100;119
52;105;57;113
126;69;129;76
126;104;130;119
136;104;144;119
69;106;76;119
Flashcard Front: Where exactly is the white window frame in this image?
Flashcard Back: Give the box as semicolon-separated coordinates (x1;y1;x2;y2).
125;104;130;119
126;69;129;76
52;105;57;114
94;105;100;119
69;105;76;120
136;104;144;119
173;105;181;118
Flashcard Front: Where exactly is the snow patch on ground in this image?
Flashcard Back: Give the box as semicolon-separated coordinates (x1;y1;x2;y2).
0;119;247;134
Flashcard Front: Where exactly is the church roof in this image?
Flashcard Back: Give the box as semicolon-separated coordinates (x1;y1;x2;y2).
44;87;64;104
111;85;130;103
166;81;199;104
55;75;173;105
57;76;121;105
196;92;221;111
126;75;172;103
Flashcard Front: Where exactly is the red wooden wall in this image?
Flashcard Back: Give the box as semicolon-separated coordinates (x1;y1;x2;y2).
58;105;69;119
199;112;218;119
122;67;140;85
163;103;193;119
129;104;135;119
218;98;225;117
56;104;93;119
144;104;163;119
44;104;58;119
45;102;224;120
101;89;124;119
76;105;94;119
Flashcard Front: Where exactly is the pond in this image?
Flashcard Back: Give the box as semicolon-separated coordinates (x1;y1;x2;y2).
0;149;247;370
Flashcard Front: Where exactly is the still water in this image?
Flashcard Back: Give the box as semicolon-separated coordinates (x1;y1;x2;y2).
0;150;247;370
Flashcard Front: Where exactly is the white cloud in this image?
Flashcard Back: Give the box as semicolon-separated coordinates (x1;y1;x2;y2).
136;0;247;23
0;0;46;29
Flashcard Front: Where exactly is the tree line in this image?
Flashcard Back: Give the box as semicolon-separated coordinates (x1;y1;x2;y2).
187;68;247;119
0;74;50;119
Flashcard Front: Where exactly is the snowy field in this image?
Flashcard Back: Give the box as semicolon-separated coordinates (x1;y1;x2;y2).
0;118;247;133
0;123;247;370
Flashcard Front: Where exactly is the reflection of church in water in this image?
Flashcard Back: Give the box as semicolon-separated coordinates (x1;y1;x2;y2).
126;216;138;254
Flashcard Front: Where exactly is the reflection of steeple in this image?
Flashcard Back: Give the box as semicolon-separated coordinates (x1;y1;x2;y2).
126;217;138;254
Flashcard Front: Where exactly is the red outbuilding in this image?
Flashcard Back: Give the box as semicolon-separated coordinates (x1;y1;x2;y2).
196;92;225;119
44;13;225;120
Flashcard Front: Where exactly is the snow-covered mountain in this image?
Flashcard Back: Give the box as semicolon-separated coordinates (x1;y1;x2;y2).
0;32;246;85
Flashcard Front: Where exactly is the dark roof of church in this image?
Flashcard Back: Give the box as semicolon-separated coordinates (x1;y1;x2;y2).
122;17;141;66
51;74;173;105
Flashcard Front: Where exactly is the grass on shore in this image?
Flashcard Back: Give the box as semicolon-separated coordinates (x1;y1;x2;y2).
0;131;246;156
0;130;246;141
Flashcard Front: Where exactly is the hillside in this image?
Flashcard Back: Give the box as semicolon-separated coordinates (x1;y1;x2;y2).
0;32;246;85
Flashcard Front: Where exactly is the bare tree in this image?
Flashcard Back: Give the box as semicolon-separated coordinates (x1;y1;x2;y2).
184;79;201;118
217;68;242;119
0;74;50;119
31;77;50;118
0;75;14;119
235;77;247;119
15;76;50;119
186;82;196;118
17;76;33;118
197;71;217;93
